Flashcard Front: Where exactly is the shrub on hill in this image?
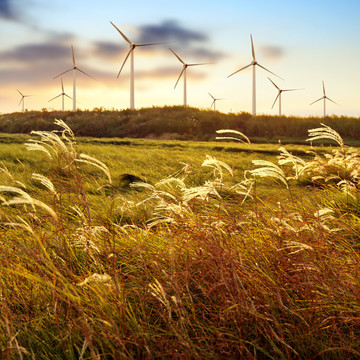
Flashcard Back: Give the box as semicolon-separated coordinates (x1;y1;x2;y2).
0;107;359;142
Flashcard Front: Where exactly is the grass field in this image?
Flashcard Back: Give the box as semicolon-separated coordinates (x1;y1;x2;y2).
0;120;359;359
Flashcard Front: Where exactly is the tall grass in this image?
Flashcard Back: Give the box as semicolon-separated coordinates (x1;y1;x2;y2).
0;120;359;359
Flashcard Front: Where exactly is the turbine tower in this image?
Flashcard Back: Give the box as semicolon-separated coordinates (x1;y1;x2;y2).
170;48;208;107
110;21;163;110
208;92;223;111
310;81;339;117
268;78;302;116
228;34;282;116
17;89;31;112
48;79;72;111
54;45;95;112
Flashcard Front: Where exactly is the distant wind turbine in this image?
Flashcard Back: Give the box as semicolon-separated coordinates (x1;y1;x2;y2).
208;92;224;111
48;78;72;111
170;48;209;107
228;34;282;116
54;45;95;112
110;21;163;110
17;89;31;112
268;78;302;116
310;81;339;117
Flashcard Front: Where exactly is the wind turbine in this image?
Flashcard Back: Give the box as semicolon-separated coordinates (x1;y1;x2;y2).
208;92;223;111
310;81;339;117
228;34;282;116
268;78;302;116
53;45;95;112
17;89;31;112
110;21;163;110
170;48;209;107
48;78;72;111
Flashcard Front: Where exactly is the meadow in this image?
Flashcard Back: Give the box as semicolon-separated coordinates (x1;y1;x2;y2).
0;118;359;359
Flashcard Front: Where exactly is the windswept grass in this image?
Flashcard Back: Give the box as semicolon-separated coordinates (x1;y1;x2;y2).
0;121;359;359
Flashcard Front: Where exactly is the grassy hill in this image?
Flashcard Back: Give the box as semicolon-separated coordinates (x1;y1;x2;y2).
1;106;360;143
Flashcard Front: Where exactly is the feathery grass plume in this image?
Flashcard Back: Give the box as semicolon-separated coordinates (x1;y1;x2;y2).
337;180;357;199
77;273;112;286
4;216;37;236
76;154;112;184
229;181;254;203
313;207;341;233
277;146;308;179
280;240;314;255
24;142;52;158
32;173;58;198
133;181;179;206
304;125;360;190
149;278;171;321
247;160;289;188
25;119;77;163
0;185;58;222
54;119;75;142
202;155;233;181
216;129;253;150
182;180;222;202
307;123;344;148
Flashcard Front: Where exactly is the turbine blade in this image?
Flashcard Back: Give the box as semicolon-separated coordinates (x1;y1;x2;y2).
256;63;283;80
117;48;133;78
71;45;75;66
61;78;64;92
76;67;97;80
17;89;23;96
282;88;303;92
322;80;326;96
326;96;340;106
211;99;215;108
227;63;252;78
169;48;185;65
208;92;215;100
137;42;166;47
18;98;23;106
53;68;73;79
64;94;72;99
110;21;132;44
309;97;324;105
271;93;280;109
268;77;280;90
48;94;62;102
187;62;210;66
250;34;255;60
174;67;185;89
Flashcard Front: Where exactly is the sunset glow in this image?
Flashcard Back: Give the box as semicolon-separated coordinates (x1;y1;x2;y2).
1;0;359;116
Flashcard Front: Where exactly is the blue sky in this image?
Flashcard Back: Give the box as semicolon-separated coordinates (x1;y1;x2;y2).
1;0;359;116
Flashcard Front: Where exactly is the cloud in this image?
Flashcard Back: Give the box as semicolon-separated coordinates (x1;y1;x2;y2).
137;20;208;44
0;43;71;63
92;41;124;59
0;0;15;20
0;39;116;87
260;45;285;60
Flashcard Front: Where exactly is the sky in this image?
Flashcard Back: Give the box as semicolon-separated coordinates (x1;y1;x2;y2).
0;0;359;117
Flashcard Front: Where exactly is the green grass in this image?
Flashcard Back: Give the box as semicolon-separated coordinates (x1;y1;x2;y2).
0;122;360;359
